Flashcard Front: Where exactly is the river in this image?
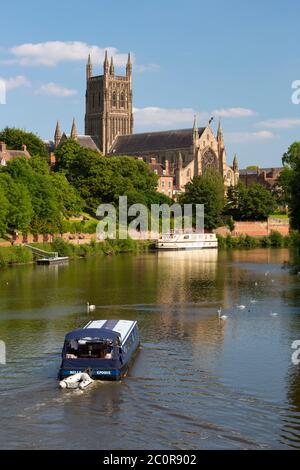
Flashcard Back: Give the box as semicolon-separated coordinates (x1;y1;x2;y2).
0;248;300;450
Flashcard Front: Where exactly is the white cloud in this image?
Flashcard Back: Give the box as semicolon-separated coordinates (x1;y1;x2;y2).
35;82;78;97
133;105;257;129
226;131;274;143
1;75;31;91
9;41;130;67
256;118;300;129
133;107;209;128
212;107;257;118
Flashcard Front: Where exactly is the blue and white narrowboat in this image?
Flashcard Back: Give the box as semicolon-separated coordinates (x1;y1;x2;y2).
59;320;140;381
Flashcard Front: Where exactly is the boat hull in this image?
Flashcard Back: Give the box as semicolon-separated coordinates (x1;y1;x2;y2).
59;343;140;382
59;367;125;381
156;243;218;250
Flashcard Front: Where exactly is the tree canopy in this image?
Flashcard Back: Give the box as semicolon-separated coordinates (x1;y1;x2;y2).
54;140;159;213
280;142;300;229
225;182;276;221
0;156;82;234
0;127;48;160
179;170;225;230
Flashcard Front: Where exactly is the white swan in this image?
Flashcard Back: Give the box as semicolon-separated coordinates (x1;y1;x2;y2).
237;305;246;310
270;312;279;317
87;302;96;312
218;308;228;321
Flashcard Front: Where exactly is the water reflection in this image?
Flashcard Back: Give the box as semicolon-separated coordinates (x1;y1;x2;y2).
0;249;300;449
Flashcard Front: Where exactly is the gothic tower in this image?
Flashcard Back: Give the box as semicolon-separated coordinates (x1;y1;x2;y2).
85;51;133;155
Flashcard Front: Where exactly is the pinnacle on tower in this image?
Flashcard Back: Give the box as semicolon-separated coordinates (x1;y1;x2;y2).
70;118;78;140
233;153;239;171
126;52;132;76
86;53;93;80
110;56;115;76
217;119;223;138
103;50;109;75
54;120;62;148
193;115;198;143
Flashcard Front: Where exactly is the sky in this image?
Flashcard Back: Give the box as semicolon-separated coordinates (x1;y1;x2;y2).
1;0;300;168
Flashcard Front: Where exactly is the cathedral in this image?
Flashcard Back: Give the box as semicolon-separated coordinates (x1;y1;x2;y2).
52;51;239;194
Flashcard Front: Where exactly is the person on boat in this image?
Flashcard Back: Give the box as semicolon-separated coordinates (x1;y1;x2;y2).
105;343;113;359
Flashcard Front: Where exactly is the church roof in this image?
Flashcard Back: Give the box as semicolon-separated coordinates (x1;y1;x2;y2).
109;128;206;155
46;135;100;153
76;135;99;151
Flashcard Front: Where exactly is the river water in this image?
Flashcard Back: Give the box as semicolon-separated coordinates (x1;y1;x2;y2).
0;248;300;450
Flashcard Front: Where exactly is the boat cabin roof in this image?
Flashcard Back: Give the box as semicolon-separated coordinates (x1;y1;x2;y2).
65;320;137;343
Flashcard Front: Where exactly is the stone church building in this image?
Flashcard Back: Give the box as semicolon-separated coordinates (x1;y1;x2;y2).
52;51;239;194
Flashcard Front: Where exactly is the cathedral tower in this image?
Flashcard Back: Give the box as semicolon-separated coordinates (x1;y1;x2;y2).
85;51;133;155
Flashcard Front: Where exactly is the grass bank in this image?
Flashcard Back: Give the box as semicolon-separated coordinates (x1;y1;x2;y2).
0;238;153;268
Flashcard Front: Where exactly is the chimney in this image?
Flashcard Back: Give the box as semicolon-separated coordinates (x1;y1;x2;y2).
22;144;27;152
165;159;169;175
0;141;6;152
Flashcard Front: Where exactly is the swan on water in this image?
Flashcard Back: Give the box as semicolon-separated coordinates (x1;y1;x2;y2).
218;308;228;321
237;305;246;310
87;302;96;312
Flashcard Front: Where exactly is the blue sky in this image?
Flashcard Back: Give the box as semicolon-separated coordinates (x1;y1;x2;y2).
1;0;300;167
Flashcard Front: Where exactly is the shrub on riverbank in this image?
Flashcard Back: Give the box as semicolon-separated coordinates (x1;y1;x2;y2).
48;237;149;258
217;231;293;249
0;245;33;267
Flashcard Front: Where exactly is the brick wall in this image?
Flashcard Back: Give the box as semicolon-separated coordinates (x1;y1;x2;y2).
215;218;290;237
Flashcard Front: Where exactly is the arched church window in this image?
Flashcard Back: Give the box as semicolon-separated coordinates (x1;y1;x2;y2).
120;92;125;108
112;91;117;107
202;149;218;174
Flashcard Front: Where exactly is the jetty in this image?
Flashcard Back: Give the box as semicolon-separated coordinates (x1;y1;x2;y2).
24;245;69;265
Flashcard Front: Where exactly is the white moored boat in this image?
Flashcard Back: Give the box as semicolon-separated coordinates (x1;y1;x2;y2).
155;232;218;251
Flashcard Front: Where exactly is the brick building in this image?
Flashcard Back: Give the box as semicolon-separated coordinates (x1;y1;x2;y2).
239;167;284;190
148;157;174;198
0;141;30;166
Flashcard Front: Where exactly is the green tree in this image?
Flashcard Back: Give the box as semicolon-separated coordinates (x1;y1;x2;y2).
282;141;300;169
54;139;83;176
180;170;224;230
279;142;300;229
0;127;48;160
0;173;33;232
225;182;276;221
2;157;61;234
50;173;83;216
0;186;9;236
54;141;158;213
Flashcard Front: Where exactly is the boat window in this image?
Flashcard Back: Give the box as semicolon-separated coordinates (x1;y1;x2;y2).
65;340;114;359
184;235;190;240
